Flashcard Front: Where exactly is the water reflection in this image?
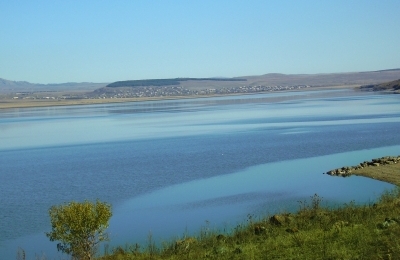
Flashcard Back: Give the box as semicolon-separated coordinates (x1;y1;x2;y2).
1;147;398;259
107;147;396;248
1;90;400;258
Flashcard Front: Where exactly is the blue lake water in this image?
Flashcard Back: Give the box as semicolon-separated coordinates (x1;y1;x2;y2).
1;89;400;259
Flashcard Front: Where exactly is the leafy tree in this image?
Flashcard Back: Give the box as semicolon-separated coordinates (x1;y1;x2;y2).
46;200;112;260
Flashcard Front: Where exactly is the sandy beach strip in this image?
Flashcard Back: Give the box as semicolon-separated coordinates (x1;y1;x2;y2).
0;96;209;109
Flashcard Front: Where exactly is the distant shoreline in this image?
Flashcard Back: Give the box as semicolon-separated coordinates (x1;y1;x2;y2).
0;85;357;110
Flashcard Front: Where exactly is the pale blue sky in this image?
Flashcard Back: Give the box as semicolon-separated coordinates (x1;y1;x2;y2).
1;1;399;83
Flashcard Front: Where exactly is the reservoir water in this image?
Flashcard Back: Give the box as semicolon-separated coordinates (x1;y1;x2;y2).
1;89;400;259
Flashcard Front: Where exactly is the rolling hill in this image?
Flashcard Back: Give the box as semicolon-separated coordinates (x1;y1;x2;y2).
360;79;400;92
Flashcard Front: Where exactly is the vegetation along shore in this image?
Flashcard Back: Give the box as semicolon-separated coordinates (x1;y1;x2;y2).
25;156;399;260
96;157;400;259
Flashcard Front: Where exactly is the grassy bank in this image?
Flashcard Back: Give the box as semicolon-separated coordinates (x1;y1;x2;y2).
98;188;400;260
96;158;400;259
18;158;399;259
97;159;400;259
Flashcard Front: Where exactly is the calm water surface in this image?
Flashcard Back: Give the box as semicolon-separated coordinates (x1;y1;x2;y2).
1;89;400;259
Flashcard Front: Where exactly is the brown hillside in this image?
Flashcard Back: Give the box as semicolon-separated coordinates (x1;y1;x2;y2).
360;79;400;93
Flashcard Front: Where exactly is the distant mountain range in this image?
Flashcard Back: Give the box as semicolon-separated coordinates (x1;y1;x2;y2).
1;69;400;94
0;78;106;93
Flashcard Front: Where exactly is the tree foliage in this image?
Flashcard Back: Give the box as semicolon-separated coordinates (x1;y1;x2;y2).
46;200;112;260
106;77;246;88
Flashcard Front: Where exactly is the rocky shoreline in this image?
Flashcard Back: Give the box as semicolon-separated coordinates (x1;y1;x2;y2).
325;156;400;178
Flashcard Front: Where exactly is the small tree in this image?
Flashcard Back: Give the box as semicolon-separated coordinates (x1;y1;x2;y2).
46;200;112;260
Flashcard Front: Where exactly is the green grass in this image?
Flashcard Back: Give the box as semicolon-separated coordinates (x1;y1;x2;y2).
97;189;400;260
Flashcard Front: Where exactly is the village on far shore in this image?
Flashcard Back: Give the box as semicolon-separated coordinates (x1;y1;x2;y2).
3;83;312;101
1;69;399;109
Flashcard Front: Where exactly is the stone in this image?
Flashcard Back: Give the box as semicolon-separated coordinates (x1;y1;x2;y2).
269;214;292;226
270;215;286;226
285;227;299;233
254;225;266;235
175;237;197;251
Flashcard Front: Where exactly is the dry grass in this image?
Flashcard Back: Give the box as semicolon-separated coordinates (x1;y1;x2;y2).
354;163;400;186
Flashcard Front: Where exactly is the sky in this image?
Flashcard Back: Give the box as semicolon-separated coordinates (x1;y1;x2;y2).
1;0;399;84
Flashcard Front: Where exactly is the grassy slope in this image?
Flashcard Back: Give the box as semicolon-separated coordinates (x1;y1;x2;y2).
99;162;400;260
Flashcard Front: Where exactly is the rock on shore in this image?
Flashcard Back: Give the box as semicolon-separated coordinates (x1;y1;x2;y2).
325;156;400;177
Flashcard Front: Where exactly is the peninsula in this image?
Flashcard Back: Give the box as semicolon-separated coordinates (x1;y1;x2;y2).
326;156;400;185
